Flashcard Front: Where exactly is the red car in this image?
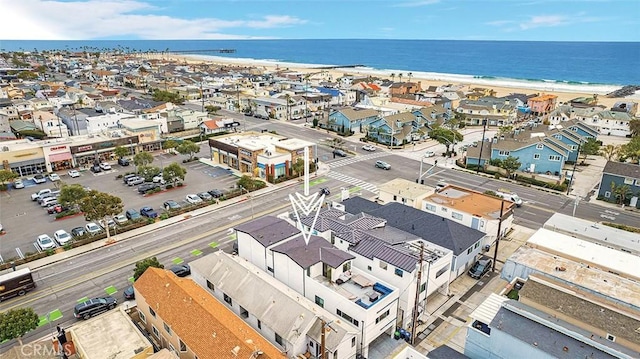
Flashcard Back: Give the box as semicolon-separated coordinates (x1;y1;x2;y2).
47;204;68;214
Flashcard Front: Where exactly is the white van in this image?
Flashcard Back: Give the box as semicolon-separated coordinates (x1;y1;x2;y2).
40;197;58;207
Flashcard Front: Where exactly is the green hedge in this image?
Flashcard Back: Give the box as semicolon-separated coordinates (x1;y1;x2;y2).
602;222;640;233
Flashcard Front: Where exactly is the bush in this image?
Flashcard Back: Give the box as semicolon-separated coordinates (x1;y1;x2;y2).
116;174;123;179
602;222;640;233
177;182;184;187
160;213;169;220
46;249;55;256
166;184;173;189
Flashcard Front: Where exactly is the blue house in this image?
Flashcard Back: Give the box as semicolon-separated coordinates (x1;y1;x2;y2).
597;161;640;208
367;112;416;145
329;108;380;134
491;136;569;176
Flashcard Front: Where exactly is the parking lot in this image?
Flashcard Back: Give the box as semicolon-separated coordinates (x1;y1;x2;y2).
0;151;241;263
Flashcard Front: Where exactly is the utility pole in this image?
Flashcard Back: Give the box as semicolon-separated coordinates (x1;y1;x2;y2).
320;318;337;359
566;140;582;195
492;200;506;272
200;81;204;113
411;241;425;345
477;119;487;174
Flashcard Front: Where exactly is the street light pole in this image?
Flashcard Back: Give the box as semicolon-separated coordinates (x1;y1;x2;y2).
477;119;488;174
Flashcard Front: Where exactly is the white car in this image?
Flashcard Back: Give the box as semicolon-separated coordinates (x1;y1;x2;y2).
362;144;376;152
152;175;166;184
185;194;203;204
37;234;56;250
85;222;102;235
99;162;112;171
424;151;435;158
113;214;128;225
68;169;80;178
13;179;24;189
99;219;117;229
53;230;72;246
48;173;61;182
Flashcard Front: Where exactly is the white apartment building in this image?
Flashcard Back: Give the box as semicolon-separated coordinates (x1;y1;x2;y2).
85;111;135;134
33;110;70;138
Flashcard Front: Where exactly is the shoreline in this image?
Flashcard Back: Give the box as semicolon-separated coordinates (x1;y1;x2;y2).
172;54;637;108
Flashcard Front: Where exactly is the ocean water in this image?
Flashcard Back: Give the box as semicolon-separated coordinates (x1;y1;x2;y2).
2;39;639;93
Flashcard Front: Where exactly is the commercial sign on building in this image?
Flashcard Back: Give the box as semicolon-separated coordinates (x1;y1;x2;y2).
50;146;68;151
77;145;93;152
240;149;252;157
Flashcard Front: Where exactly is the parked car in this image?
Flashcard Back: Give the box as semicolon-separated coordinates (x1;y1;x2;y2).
99;162;112;171
85;222;102;235
197;192;213;201
362;144;376;152
140;206;158;218
333;149;347;157
53;230;72;246
208;189;224;198
71;227;86;237
424;151;435;158
74;296;117;320
152;175;166;184
13;179;24;189
117;158;130;166
48;173;61;182
90;164;102;173
169;264;191;277
138;183;159;194
375;160;391;170
40;197;58;208
123;286;135;300
125;209;141;220
67;169;80;178
127;176;144;186
319;187;331;195
163;200;181;211
122;174;138;184
47;204;68;214
468;258;493;279
113;214;128;225
33;174;47;184
37;234;56;250
99;219;116;229
185;194;203;204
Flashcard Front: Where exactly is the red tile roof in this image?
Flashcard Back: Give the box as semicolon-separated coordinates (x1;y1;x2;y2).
201;120;219;130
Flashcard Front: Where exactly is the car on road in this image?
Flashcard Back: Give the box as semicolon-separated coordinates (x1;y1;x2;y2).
48;173;61;182
138;183;159;194
117;158;130;166
424;151;435;158
333;149;347;157
71;227;86;237
123;286;135;300
33;174;47;184
99;162;112;171
127;176;144;186
435;180;448;192
37;234;56;250
362;144;376;152
85;222;102;235
74;296;117;320
163;200;181;211
68;169;80;178
140;206;158;218
319;187;331;196
90;164;102;173
113;214;128;225
375;160;391;170
169;264;191;277
197;192;213;201
53;230;72;246
13;179;24;189
468;258;493;279
125;209;142;220
185;194;203;204
208;189;224;198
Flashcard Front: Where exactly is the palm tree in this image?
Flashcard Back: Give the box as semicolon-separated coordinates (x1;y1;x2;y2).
398;73;403;83
284;94;292;121
390;73;395;83
610;181;632;205
599;144;619;161
408;72;413;83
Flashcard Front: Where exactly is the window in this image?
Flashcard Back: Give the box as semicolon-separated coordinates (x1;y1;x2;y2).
474;242;479;249
393;195;397;201
606;333;616;342
169;344;176;353
152;325;159;338
163;322;172;336
257;320;262;329
533;153;540;159
440;207;448;212
149;307;156;318
240;306;249;318
425;204;436;212
179;339;187;352
139;311;146;324
554;135;562;140
375;310;390;324
451;212;463;220
536;144;544;150
267;266;274;273
549;155;561;161
395;268;403;277
315;296;324;308
352;337;356;347
223;293;233;306
336;309;358;326
435;266;448;278
570;145;577;150
420;282;426;293
604;191;611;198
206;280;214;291
367;265;372;271
343;262;351;272
498;150;510;156
275;333;283;346
379;262;387;270
467;247;473;255
624;177;634;185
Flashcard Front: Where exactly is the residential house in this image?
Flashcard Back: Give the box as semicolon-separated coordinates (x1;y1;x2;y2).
455;97;517;126
33;110;69;138
190;251;358;359
234;216;399;358
342;197;487;278
329;108;380;134
583;109;634;137
465;87;497;100
527;94;557;115
597;161;640;208
611;101;638;116
390;82;423;97
134;268;286;359
367;112;417;145
509;120;596;162
490;136;569;176
168;108;208;131
198;118;239;135
377;178;434;209
412;105;449;128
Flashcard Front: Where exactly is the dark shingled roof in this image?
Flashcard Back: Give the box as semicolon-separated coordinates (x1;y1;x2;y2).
427;345;470;359
234;216;300;247
271;235;354;269
603;161;640;179
343;199;485;255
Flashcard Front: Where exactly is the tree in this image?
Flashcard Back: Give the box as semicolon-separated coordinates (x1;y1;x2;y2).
133;256;164;281
291;158;316;177
176;140;200;161
113;145;130;159
133;152;154;168
79;190;124;240
204;105;220;114
428;126;464;152
163;162;187;185
137;165;161;182
237;175;265;191
152;89;183;104
579;138;600;162
599;144;620;161
59;184;88;209
498;156;522;178
610;181;633;205
629;119;640;138
0;308;39;345
498;125;513;136
619;137;640;164
162;139;179;153
0;169;18;188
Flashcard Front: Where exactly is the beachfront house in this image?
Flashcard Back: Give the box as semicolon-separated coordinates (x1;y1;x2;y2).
527;94;558;116
455;97;517;126
580;109;634;137
596;161;640;208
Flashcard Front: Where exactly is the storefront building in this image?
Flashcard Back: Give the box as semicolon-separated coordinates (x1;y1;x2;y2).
43;141;73;172
70;135;140;168
0;140;46;177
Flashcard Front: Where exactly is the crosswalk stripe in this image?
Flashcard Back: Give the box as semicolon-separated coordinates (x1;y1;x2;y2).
326;171;378;193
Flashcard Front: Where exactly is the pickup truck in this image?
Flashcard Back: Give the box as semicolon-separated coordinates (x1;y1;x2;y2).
31;188;59;201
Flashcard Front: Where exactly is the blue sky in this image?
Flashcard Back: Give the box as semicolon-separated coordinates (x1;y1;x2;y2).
0;0;638;41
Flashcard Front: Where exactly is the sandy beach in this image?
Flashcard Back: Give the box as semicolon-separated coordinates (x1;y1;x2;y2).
165;54;634;109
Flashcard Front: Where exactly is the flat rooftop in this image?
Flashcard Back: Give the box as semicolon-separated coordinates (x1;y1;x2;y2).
378;178;432;199
215;132;288;151
527;228;640;281
505;246;640;311
70;308;151;359
314;267;394;310
425;185;515;219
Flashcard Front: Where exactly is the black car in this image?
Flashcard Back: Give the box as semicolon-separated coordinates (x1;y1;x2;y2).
73;296;117;320
123;286;135;300
468;258;493;279
138;183;159;194
90;164;102;173
71;226;86;237
333;149;347;157
117;158;130;166
319;187;330;196
208;189;225;198
169;264;191;277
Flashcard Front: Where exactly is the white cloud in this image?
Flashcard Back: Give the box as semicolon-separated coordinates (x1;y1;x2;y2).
393;0;440;8
486;12;607;32
519;15;567;30
0;0;307;40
